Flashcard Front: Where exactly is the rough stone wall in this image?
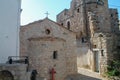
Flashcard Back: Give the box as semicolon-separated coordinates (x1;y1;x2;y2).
57;0;111;38
85;0;111;33
88;12;98;37
28;39;67;80
109;33;120;61
91;33;108;74
90;33;120;74
88;10;120;75
76;33;118;74
88;8;120;73
57;0;87;37
109;9;119;33
57;9;69;25
57;0;120;75
76;44;92;69
0;64;30;80
20;18;77;80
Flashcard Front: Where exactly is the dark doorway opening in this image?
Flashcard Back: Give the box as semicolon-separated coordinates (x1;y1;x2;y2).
94;51;100;72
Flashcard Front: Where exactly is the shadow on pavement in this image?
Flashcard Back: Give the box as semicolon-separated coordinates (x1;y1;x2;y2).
66;74;102;80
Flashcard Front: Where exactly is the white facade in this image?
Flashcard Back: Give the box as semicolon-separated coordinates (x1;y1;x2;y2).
0;0;21;63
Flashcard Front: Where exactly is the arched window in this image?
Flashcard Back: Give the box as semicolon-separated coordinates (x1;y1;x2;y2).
53;51;58;59
0;70;14;80
67;21;70;30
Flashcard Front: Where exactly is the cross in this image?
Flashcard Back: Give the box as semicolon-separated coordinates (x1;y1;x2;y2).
50;68;56;80
45;11;49;18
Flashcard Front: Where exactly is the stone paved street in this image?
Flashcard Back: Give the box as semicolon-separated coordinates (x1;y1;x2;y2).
73;68;105;80
66;74;102;80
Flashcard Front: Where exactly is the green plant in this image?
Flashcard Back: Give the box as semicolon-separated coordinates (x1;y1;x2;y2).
106;60;120;77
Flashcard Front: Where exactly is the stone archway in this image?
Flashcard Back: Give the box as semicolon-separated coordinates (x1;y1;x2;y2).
0;70;14;80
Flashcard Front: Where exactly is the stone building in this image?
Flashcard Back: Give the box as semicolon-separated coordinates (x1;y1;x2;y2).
0;0;120;80
57;0;120;75
20;18;77;80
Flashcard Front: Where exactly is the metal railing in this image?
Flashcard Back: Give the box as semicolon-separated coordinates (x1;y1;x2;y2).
7;56;29;64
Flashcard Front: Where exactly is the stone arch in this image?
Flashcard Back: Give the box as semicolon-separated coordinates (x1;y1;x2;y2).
0;70;14;80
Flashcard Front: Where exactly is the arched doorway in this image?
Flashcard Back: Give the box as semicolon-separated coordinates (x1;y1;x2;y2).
0;70;14;80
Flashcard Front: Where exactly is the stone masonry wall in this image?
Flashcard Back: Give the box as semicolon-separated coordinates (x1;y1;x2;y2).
28;39;67;80
109;9;119;33
91;33;120;74
0;64;30;80
20;18;77;80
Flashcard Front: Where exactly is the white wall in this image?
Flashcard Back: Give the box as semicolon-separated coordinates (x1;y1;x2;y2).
0;0;21;63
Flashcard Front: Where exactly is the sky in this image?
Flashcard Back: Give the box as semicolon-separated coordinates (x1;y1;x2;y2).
21;0;120;25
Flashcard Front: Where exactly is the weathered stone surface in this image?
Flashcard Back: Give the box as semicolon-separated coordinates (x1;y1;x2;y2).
57;0;120;76
20;18;77;80
1;0;120;80
0;64;30;80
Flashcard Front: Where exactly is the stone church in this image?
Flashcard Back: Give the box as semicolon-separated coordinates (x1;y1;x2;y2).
20;18;77;80
0;0;120;80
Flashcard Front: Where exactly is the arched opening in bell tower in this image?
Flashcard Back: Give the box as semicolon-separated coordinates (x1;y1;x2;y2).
67;21;70;30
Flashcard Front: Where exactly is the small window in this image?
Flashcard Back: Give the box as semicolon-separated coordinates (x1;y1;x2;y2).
97;0;104;5
67;21;70;30
117;46;120;49
81;37;87;43
61;23;63;26
77;8;80;13
81;37;86;43
81;37;85;43
111;14;113;17
45;29;50;35
93;45;97;48
116;12;118;14
53;51;58;59
101;50;104;56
